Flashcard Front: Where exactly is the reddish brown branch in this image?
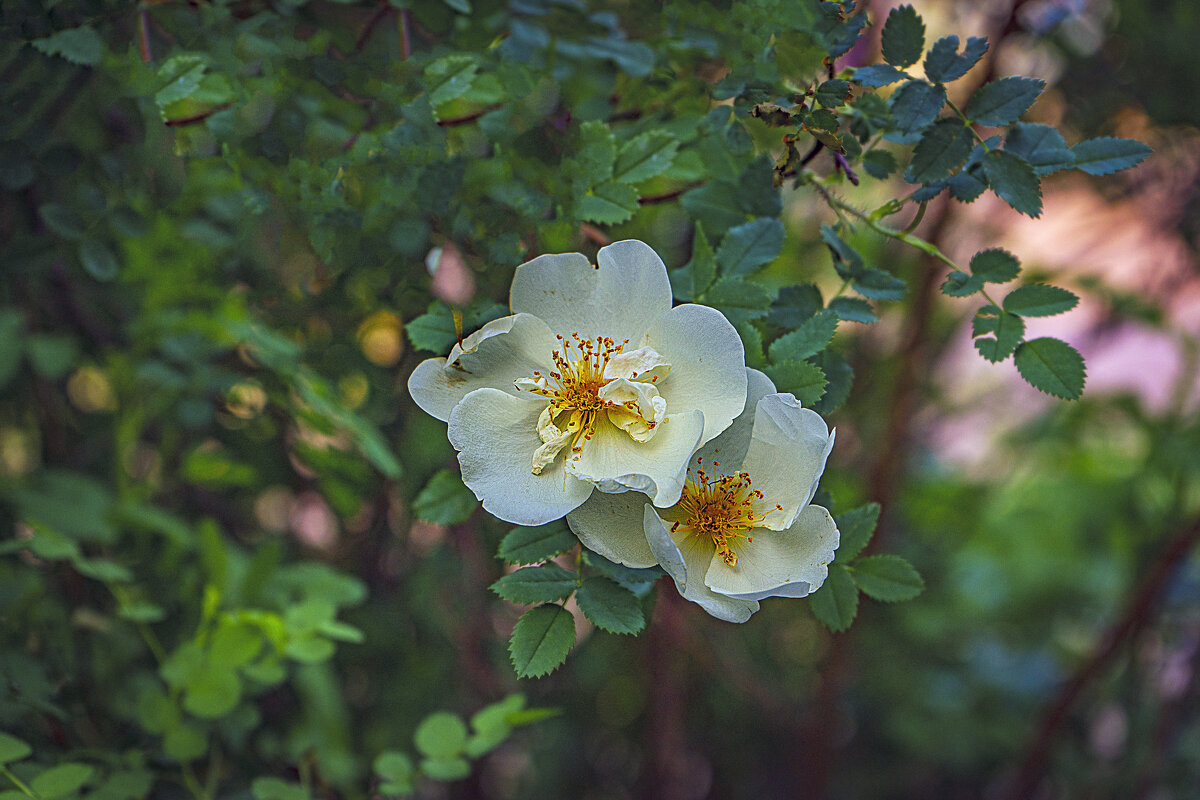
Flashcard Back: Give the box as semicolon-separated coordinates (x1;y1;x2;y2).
354;1;393;52
579;223;612;247
138;10;153;63
163;103;232;127
436;104;505;127
399;8;411;60
1005;515;1200;800
638;182;704;205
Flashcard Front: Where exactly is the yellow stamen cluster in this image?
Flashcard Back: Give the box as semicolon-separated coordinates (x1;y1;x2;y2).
527;333;629;455
670;457;782;567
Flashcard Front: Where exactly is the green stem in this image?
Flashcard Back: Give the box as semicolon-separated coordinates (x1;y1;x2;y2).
830;277;852;300
182;763;207;800
3;767;44;800
902;201;927;234
811;181;958;269
946;98;989;151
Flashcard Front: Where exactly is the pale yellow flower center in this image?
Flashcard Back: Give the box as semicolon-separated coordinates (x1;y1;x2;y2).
667;458;781;567
516;333;669;475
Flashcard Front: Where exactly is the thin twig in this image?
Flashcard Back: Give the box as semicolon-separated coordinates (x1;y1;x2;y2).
579;223;612;246
1005;515;1200;800
138;10;153;63
354;1;392;52
399;9;411;59
638;182;705;205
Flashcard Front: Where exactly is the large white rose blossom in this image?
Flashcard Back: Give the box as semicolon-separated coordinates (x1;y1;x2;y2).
407;240;747;526
566;369;838;622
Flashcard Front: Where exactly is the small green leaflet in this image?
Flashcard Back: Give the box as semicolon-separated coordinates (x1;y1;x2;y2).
497;524;578;565
809;564;858;632
1005;123;1073;176
0;733;31;765
1070;137;1152;176
969;248;1020;283
31;764;94;800
577;181;639;225
509;604;576;678
906;119;973;184
852;64;907;88
425;54;479;108
768;309;838;363
32;27;104;66
575;577;644;634
964;77;1044;127
1014;337;1086;400
923;35;988;83
613;130;678;184
414;712;468;759
688;223;718;298
716;217;785;277
413;470;477;525
881;5;925;69
405;310;456;353
889;80;946;135
577;121;616;182
764;360;827;407
834;503;880;562
1002;284;1079;317
981;150;1042;217
973;308;1025;363
828;297;878;324
490;565;578;604
941;271;984;297
850;555;924;602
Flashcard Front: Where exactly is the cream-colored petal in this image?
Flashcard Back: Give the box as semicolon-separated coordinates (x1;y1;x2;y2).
566;492;657;568
509;241;672;342
447;388;593;525
703;505;839;601
565;410;704;508
692;368;776;477
643;507;758;623
740;393;836;530
603;346;670;383
641;304;746;447
407;313;558;422
599;378;666;442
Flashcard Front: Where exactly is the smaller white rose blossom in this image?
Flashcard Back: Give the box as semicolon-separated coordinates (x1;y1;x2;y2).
567;369;839;622
407;240;747;527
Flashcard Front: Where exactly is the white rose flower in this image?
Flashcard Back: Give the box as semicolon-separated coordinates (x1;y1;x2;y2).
567;369;838;622
407;240;747;526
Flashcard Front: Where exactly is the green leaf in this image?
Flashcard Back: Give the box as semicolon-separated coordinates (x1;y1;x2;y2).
923;35;988;83
820;224;863;277
981;150;1042;217
576;121;616;183
581;550;662;588
1014;337;1086;399
405;310;456;354
419;757;471;782
210;620;263;667
0;733;32;765
26;335;78;380
808;564;858;632
78;239;120;281
969;248;1020;283
881;5;925;68
973;309;1025;363
811;349;854;414
716;218;785;277
769;285;822;328
182;665;241;719
688;223;718;298
509;604;576;678
964;77;1044;126
852;64;907;88
889;80;946;135
74;558;134;583
1005;123;1073;176
490;565;578;604
851;555;924;602
575;577;644;634
425;54;479;108
1003;284;1079;317
32;27;104;66
464;695;524;758
815;79;851;108
768;310;838;363
861;149;898;179
374;751;416;790
763;360;827;407
941;271;984;297
577;181;640;225
414;712;468;759
30;764;94;800
497;524;577;565
39;203;85;239
1070;136;1152;176
704;278;773;319
906;119;973;184
613;130;678;184
835;503;880;562
828;297;878;324
681;182;746;239
413;469;477;525
163;723;207;761
853;268;907;301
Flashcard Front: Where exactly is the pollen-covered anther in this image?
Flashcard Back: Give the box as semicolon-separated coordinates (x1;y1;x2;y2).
672;458;781;568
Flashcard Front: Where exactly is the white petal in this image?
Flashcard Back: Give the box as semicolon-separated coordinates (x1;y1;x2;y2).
566;492;657;568
644;507;758;623
642;304;747;447
448;388;593;525
740;393;836;530
598;378;666;442
565;410;704;508
704;505;839;601
407;313;558;422
603;345;670;383
692;367;776;476
509;241;672;342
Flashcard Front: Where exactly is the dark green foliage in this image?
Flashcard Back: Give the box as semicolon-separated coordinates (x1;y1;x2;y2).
1014;338;1087;400
965;77;1045;126
923;35;988;83
981;150;1043;217
1070;136;1153;175
509;605;576;679
881;5;926;69
907;119;974;184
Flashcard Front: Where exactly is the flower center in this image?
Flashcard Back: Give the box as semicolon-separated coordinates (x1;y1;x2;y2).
669;458;781;567
515;333;670;475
